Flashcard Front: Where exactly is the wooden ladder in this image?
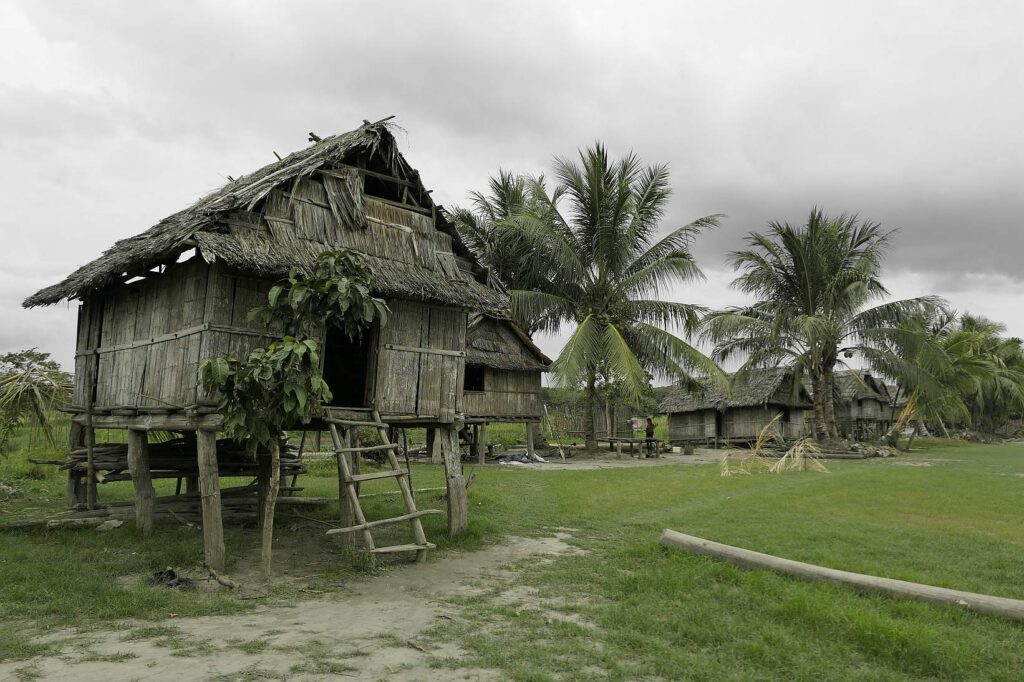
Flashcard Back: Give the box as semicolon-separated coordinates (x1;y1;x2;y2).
324;410;439;562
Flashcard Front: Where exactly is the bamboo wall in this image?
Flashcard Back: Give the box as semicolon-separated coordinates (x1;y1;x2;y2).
668;405;808;441
74;259;212;409
374;300;466;421
463;368;542;420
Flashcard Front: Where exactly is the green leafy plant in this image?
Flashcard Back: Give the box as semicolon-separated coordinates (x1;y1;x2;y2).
201;251;387;451
0;349;72;454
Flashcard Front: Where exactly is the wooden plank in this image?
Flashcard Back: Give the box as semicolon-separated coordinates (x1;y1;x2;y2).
370;542;437;554
347;470;406;483
325;510;442;535
384;344;466;358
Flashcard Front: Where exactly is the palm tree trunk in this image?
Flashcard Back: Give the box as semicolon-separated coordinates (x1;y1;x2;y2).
811;373;828;442
822;367;840;441
584;372;598;451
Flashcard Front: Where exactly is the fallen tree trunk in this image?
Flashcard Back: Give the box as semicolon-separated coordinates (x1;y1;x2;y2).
659;529;1024;622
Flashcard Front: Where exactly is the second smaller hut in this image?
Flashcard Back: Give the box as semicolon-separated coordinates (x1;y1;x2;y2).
833;370;893;439
660;368;812;444
460;315;551;460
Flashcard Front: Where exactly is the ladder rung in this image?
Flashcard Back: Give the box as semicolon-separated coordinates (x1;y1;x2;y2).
335;443;398;454
326;418;389;428
325;509;443;535
370;542;436;554
347;469;407;483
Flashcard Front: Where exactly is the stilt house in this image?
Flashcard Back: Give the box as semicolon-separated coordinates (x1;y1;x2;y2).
833;370;893;439
24;120;506;565
660;368;812;443
460;314;551;460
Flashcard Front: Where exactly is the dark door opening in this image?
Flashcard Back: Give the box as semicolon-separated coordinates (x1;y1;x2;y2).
323;326;372;407
714;410;724;438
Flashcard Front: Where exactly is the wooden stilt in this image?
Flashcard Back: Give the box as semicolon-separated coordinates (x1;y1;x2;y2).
196;429;225;572
440;424;468;534
428;427;442;464
477;423;487;464
526;423;536;459
470;424;480;462
126;429;156;538
66;423;86;507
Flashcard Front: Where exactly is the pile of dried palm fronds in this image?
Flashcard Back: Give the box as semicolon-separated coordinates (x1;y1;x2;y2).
721;413;829;476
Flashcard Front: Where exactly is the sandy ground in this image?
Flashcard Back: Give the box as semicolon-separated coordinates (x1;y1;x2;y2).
2;534;583;682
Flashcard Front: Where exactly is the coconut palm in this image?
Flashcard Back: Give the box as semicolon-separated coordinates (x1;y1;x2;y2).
705;208;942;442
0;349;72;453
497;144;723;449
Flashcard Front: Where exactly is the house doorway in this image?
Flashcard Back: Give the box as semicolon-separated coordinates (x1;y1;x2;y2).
322;325;372;407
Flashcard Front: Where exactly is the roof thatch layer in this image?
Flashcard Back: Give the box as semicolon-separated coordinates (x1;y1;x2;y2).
25;120;506;313
465;314;551;372
659;367;811;414
834;370;891;404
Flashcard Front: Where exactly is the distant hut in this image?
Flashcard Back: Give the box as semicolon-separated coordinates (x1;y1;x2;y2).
24;120;507;564
833;370;892;439
460;315;551;460
660;368;812;444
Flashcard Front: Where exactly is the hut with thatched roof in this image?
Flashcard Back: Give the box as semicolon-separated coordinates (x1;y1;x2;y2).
24;119;506;565
456;315;550;461
659;368;813;444
833;370;893;439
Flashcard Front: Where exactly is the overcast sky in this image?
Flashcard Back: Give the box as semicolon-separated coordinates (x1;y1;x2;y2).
2;0;1022;373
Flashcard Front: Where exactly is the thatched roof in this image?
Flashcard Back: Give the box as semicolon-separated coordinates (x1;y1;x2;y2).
25;119;506;313
466;315;551;372
835;370;890;404
659;367;812;414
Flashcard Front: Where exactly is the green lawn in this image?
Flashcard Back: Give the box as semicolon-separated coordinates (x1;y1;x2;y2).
1;440;1023;679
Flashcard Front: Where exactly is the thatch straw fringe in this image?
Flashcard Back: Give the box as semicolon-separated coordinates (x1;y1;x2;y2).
24;120;501;313
660;367;811;414
465;315;551;372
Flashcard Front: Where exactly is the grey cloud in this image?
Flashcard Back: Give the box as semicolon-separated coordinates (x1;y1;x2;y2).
3;0;1023;368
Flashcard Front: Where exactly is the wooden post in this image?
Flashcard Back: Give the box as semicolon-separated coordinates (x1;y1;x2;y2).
66;423;87;507
196;429;225;572
440;424;468;534
126;429;156;538
616;440;623;459
470;424;480;462
83;366;98;509
260;441;280;578
336;427;354;547
428;427;442;464
526;423;535;460
477;423;487;464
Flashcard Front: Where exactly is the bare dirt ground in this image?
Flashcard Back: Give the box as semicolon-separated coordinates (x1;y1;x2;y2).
1;534;583;682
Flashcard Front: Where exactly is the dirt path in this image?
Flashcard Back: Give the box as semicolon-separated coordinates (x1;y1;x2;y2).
2;534;582;681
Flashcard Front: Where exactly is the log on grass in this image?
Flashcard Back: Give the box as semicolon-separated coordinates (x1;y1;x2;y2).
659;529;1024;622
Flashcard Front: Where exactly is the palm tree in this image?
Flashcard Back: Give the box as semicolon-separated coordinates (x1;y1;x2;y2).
705;208;941;442
498;144;723;449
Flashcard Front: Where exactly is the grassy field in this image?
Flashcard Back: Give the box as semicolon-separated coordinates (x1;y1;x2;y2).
1;438;1022;679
